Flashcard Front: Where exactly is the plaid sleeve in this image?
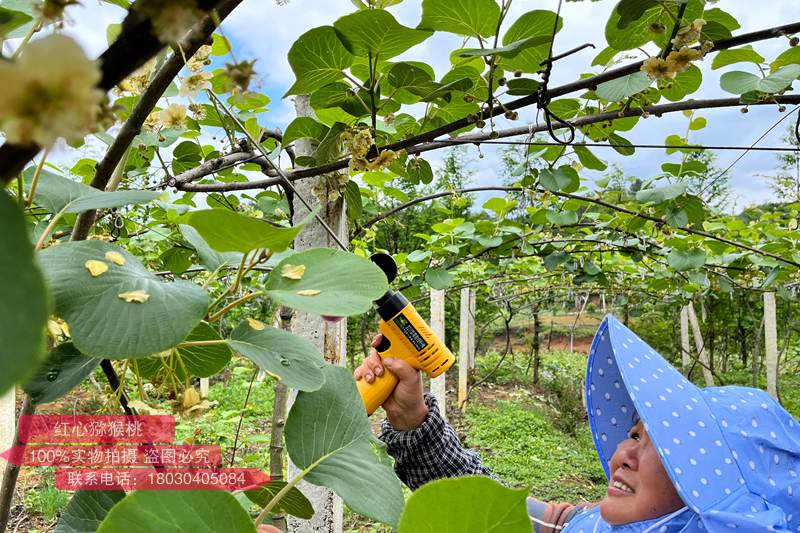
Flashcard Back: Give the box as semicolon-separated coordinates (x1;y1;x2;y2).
377;392;495;490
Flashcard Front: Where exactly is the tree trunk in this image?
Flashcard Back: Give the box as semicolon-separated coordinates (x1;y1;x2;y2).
285;95;347;533
268;306;294;532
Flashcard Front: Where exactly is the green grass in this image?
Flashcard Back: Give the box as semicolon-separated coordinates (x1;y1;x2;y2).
474;349;588;387
173;360;276;470
461;399;606;503
24;468;70;523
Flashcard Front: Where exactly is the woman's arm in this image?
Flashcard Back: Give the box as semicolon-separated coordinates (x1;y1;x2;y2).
378;392;494;490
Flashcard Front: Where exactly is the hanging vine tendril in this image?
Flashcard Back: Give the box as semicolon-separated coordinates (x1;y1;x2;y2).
534;0;594;145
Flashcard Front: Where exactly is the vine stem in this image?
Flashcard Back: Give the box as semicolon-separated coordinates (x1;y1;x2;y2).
33;207;66;251
207;291;265;322
10;22;38;60
24;147;50;208
176;340;228;348
254;448;338;526
174;94;800;192
359;185;800;269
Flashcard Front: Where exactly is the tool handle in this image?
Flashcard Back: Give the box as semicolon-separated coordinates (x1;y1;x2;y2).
356;359;399;416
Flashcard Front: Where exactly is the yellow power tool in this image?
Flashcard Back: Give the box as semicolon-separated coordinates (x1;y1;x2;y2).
357;253;456;415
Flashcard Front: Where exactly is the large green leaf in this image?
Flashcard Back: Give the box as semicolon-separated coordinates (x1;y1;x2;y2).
39;241;209;359
178;224;242;271
310;82;369;113
614;0;659;29
772;47;800;71
137;322;232;381
711;46;765;70
24;343;100;405
501;10;562;73
0;0;35;38
264;248;388;316
605;0;703;51
282;117;330;148
96;491;256;532
538;166;579;193
720;64;800;95
596;71;652;101
397;476;530;533
245;480;314;519
384;63;438;102
636;183;687;204
285;26;355;96
227;321;325;391
454;35;551;59
667;247;707;271
182;209;303;253
334;9;432;59
662;65;702;102
0;6;31;37
56;490;126;533
0;190;49;395
286;366;404;527
425;267;453;290
25;169;159;214
418;0;501;38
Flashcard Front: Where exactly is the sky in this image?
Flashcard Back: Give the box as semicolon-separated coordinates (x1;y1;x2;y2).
18;0;800;211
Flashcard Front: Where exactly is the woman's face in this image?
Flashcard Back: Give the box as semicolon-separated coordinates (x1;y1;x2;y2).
599;420;685;525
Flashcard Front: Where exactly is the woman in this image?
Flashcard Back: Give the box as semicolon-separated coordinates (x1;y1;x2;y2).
352;314;800;532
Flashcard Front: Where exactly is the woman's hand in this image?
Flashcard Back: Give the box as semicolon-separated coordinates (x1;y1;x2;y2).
257;525;282;533
354;333;428;431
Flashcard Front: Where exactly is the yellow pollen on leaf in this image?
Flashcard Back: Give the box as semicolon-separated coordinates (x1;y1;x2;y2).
281;264;306;280
85;260;109;277
296;289;321;296
247;318;266;330
105;251;126;266
118;290;150;303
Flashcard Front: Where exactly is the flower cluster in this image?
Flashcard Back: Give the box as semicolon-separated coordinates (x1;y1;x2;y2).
641;45;708;81
672;18;706;49
0;35;103;147
180;71;212;97
117;59;156;95
135;0;205;44
187;45;212;72
159;103;188;129
225;59;258;93
36;0;79;24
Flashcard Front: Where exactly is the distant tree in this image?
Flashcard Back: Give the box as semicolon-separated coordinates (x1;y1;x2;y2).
766;125;800;203
682;151;732;212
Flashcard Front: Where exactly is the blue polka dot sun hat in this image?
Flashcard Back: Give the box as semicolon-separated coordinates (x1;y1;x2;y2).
577;314;800;532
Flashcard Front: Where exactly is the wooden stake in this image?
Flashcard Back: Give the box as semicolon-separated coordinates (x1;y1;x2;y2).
687;302;714;386
763;292;779;399
680;305;691;376
458;288;475;412
430;289;447;422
